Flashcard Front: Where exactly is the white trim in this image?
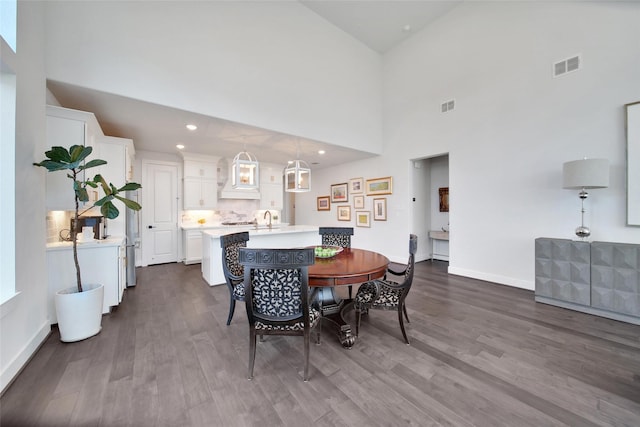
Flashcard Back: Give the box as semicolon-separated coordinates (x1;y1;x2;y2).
448;266;534;291
0;321;50;394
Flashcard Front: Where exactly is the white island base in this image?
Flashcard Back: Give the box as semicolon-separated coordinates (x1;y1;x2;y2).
201;225;320;286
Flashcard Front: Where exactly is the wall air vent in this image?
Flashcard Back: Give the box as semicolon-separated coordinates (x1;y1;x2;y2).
441;99;455;113
554;55;581;77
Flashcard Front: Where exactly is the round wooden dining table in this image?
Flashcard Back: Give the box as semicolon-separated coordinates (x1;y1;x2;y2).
308;248;389;348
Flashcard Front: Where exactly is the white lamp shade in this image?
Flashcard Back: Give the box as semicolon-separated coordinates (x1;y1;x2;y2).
232;151;259;190
284;160;311;192
563;158;609;189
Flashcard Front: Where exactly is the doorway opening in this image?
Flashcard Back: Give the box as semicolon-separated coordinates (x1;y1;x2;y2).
410;154;449;263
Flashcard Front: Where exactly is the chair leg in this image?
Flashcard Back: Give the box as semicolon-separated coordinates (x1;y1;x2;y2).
303;331;310;382
355;307;361;337
403;304;410;323
398;304;410;345
226;298;236;325
248;328;257;380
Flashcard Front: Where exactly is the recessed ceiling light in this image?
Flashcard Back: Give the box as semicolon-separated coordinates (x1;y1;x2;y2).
176;144;185;149
186;124;197;131
318;150;325;155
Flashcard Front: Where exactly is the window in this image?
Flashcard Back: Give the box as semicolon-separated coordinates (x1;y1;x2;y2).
0;1;17;305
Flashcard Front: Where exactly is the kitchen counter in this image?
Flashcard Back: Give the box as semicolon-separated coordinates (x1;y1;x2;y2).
201;225;320;286
46;236;125;251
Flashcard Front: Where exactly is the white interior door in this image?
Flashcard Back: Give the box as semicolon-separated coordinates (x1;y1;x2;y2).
142;160;179;266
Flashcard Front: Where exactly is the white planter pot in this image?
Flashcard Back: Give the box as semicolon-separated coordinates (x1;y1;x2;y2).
55;283;104;342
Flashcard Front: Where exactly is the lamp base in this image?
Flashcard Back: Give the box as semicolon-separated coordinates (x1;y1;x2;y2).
575;225;591;239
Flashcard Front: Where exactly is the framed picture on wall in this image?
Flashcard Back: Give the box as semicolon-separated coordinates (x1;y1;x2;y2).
331;183;349;203
337;205;351;221
353;195;365;209
317;196;330;211
366;176;393;196
356;211;371;227
349;177;364;194
439;187;449;212
373;198;387;221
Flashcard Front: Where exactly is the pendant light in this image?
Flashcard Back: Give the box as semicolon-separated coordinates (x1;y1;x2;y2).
284;140;311;192
232;138;259;190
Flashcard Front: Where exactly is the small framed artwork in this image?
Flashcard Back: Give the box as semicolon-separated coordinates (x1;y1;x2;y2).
373;198;387;221
439;187;449;212
337;205;351;221
349;177;364;194
356;211;371;227
331;182;349;203
317;196;330;211
353;195;365;209
366;176;393;196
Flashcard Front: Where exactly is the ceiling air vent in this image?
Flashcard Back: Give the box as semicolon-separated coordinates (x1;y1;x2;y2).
554;55;581;77
441;99;455;113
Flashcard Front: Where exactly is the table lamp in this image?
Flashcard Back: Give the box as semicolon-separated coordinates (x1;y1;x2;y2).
562;158;609;239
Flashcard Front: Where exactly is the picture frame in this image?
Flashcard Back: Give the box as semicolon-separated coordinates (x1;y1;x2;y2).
349;177;364;194
356;211;371;227
337;205;351;221
353;195;365;209
317;196;330;211
366;176;393;196
373;198;387;221
331;182;349;203
439;187;449;212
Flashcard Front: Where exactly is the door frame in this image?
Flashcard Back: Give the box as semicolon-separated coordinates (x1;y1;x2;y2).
141;159;180;266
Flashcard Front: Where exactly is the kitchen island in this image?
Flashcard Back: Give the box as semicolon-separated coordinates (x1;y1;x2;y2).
201;225;320;286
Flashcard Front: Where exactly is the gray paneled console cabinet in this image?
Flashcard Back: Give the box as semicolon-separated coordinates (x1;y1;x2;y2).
535;238;640;325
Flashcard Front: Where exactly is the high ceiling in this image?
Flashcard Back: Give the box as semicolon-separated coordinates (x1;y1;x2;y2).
47;1;461;169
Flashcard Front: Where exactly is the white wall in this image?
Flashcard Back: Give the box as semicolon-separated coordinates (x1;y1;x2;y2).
1;1;50;393
380;1;640;288
43;1;383;154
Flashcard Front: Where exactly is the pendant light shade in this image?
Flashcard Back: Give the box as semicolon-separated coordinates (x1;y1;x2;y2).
232;151;259;190
284;159;311;192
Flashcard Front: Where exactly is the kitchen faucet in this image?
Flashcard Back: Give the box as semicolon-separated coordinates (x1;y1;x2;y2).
264;210;272;230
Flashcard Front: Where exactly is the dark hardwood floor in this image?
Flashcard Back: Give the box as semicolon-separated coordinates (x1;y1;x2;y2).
2;260;639;426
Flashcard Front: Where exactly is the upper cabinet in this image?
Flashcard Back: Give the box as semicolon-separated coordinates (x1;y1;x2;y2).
182;153;220;210
45;105;103;211
95;136;135;237
259;162;284;210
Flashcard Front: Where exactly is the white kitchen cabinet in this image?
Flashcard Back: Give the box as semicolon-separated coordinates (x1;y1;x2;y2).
95;136;133;237
183;229;204;264
259;162;284;210
47;238;125;324
181;153;220;210
45;106;103;211
184;177;217;209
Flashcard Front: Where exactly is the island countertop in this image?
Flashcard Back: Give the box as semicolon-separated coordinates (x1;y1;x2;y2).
201;225;320;286
201;225;318;238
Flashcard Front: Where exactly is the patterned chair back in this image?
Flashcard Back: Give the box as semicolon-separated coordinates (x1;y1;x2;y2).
239;248;315;325
319;227;354;248
220;232;250;279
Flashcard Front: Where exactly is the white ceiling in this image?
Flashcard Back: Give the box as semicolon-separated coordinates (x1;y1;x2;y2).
47;1;461;169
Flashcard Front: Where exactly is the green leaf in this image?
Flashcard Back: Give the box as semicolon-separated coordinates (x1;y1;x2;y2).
118;182;142;192
80;159;107;170
100;201;120;219
76;187;89;202
114;195;142;211
94;194;113;206
33;159;71;172
69;145;92;163
45;146;72;163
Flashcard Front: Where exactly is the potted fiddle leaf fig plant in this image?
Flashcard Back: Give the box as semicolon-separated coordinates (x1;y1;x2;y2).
35;145;142;342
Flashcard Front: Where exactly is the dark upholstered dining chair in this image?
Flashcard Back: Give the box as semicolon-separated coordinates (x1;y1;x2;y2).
220;231;250;325
239;247;320;381
319;227;353;248
319;227;354;297
354;234;417;344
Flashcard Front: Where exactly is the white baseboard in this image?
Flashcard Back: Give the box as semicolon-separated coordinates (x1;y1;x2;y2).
447;266;534;291
1;321;51;395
